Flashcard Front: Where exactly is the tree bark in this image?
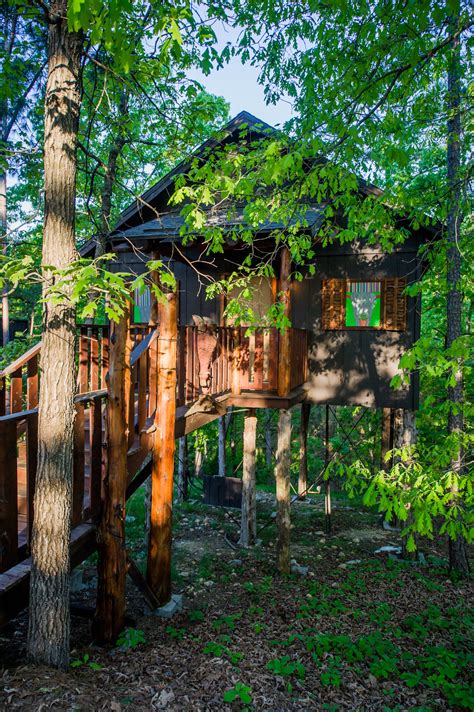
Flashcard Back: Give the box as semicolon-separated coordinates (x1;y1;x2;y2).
446;4;470;575
240;409;257;546
217;416;226;477
27;0;83;669
298;402;311;498
147;283;178;605
94;310;130;643
176;436;188;502
275;408;292;574
95;90;129;258
264;409;273;467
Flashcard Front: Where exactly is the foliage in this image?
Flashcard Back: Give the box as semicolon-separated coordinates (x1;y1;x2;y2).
116;627;146;650
223;681;252;704
70;653;103;671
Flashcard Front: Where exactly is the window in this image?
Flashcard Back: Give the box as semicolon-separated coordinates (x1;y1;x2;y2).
133;286;151;323
322;278;407;331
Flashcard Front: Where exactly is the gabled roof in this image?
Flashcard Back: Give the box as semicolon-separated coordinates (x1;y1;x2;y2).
112;111;276;234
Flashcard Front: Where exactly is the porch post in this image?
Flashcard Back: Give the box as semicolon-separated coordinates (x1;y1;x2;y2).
277;247;292;397
240;408;257;546
275;408;292;573
94;306;130;642
298;402;311;499
146;273;178;605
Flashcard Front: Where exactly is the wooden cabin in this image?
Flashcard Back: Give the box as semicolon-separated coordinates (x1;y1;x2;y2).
81;110;428;412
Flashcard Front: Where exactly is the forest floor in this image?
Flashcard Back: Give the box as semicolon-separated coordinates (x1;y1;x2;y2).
0;486;472;711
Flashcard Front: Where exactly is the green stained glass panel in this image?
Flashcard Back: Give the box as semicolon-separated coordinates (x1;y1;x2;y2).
345;281;381;328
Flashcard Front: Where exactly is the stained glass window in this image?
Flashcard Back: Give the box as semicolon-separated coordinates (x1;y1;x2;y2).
345;281;381;328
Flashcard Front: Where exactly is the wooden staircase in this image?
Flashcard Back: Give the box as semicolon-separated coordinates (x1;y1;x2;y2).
0;323;308;626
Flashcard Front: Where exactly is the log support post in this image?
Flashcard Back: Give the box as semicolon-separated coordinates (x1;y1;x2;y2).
240;408;257;546
298;402;311;499
275;408;292;573
277;247;291;398
146;277;178;606
324;405;332;534
94;307;130;643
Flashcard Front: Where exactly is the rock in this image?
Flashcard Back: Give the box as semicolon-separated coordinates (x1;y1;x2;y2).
338;563;347;569
374;545;402;555
229;559;242;567
291;563;309;577
148;594;184;619
346;559;362;566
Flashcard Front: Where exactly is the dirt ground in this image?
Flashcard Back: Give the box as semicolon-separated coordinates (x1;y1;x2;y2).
0;490;472;711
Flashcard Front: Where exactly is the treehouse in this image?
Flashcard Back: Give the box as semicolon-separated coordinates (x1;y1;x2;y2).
0;111;431;630
81;110;428;411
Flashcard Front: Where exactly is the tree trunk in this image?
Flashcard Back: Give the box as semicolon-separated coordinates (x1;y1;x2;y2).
275;408;292;574
95;90;129;258
217;416;226;477
264;409;273;467
0;170;9;347
94;310;130;643
27;0;83;669
446;5;469;575
298;402;310;498
240;409;257;546
147;283;178;605
177;436;188;502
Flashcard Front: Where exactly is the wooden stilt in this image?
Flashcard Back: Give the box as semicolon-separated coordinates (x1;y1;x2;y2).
324;405;332;534
146;280;177;606
94;307;130;643
240;409;257;546
177;436;188;502
275;408;292;573
298;402;311;499
277;247;292;398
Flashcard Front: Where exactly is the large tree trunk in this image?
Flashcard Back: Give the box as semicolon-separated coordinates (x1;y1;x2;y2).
240;409;257;546
446;5;470;576
27;0;83;669
275;408;292;574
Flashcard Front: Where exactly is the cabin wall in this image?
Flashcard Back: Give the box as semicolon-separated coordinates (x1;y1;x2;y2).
291;243;421;409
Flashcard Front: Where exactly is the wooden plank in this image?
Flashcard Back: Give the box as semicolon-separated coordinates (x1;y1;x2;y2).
277;247;292;397
26;412;38;546
10;368;23;414
231;328;241;395
90;328;99;392
89;396;103;518
0;419;18;571
138;351;147;435
79;328;89;393
101;329;109;389
73;403;85;526
27;355;39;409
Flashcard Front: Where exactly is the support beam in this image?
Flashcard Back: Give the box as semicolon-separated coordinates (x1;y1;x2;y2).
324;405;332;534
298;402;311;499
176;436;188;502
240;409;257;546
94;308;130;643
277;247;292;397
147;280;178;606
275;408;292;573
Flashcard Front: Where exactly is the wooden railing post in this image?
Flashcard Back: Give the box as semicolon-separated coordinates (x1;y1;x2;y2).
147;279;178;606
94;308;130;643
72;402;85;526
277;247;292;397
26;412;38;546
231;327;241;396
0;419;18;571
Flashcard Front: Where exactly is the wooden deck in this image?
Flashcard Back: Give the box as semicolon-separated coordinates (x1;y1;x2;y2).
0;323;308;626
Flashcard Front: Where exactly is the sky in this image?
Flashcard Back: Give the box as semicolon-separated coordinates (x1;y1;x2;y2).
190;57;294;127
188;19;294;128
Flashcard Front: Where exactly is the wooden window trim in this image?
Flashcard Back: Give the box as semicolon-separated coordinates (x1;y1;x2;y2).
322;278;407;332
